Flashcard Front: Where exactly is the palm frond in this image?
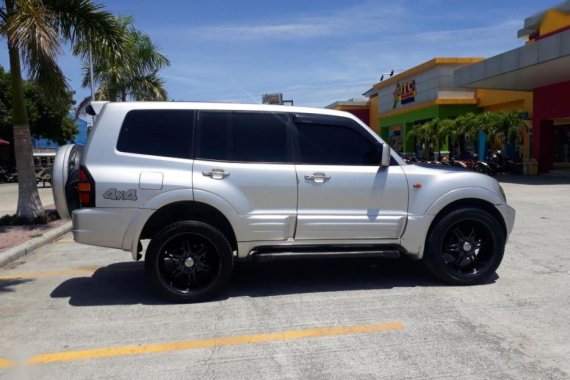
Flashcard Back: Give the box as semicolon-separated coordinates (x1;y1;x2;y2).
43;0;123;50
79;15;169;102
25;44;69;105
129;71;168;101
132;30;170;73
5;0;61;58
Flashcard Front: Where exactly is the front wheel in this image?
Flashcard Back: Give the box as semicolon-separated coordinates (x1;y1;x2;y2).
424;208;505;285
145;221;233;303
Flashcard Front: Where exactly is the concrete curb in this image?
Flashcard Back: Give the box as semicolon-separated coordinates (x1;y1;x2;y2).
0;221;72;268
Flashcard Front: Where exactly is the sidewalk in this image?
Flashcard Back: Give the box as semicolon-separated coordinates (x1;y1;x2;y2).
0;207;65;251
0;184;71;267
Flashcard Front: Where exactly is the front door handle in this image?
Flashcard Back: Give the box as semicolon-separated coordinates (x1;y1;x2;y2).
305;172;331;183
202;168;230;180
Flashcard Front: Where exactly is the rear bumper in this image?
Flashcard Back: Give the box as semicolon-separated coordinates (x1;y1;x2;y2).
72;208;138;250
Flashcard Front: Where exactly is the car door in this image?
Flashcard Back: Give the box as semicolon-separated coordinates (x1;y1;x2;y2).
192;111;298;241
293;113;408;240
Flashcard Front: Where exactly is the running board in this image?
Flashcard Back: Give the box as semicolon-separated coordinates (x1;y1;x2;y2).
250;245;402;262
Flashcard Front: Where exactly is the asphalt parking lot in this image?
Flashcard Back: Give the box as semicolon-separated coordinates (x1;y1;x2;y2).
1;175;569;379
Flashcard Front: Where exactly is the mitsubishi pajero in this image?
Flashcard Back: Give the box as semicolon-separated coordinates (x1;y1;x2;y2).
52;102;515;302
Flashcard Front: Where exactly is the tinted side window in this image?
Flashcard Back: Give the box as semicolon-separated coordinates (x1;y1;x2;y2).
296;122;380;165
117;110;194;159
197;112;289;163
196;112;231;161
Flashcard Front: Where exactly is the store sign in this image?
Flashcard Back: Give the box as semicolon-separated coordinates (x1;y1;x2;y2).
392;80;416;108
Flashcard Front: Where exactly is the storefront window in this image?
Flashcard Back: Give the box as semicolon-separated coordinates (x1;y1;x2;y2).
553;124;570;164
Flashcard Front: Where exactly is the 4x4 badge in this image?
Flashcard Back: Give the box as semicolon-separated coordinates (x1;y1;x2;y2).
103;188;137;201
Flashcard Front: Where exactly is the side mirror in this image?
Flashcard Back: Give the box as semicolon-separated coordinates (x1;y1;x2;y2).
381;143;391;167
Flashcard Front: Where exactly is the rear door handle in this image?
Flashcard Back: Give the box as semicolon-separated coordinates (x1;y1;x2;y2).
304;172;331;183
202;168;230;180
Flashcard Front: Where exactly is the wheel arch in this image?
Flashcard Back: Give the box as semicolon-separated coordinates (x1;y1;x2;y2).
138;201;238;258
427;198;507;241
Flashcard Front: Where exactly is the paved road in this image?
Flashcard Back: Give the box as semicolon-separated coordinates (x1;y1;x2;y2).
0;183;54;216
1;176;569;379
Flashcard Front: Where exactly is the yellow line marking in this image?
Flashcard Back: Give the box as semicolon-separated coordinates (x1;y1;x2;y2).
0;358;15;368
1;322;403;367
0;268;97;280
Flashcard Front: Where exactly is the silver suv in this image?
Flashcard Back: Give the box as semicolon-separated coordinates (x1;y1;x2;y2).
53;102;515;302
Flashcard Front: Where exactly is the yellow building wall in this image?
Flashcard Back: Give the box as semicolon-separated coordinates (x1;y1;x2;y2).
476;89;533;161
539;9;570;37
369;95;379;133
476;89;533;115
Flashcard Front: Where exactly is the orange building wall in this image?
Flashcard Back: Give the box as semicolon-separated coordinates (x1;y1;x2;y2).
369;95;379;133
476;89;533;161
476;89;533;115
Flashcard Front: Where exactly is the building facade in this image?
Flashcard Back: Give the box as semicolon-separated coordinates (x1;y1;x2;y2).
363;58;531;159
455;1;570;173
369;58;483;155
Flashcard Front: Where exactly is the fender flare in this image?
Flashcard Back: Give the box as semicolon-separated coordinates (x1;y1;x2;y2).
401;187;504;260
122;189;243;259
423;187;504;216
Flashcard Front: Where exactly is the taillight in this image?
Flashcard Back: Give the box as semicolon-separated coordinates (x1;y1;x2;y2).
78;166;95;207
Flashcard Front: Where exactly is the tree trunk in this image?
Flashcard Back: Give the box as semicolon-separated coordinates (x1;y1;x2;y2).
7;28;45;219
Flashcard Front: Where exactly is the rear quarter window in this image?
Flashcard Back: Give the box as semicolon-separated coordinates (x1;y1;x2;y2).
116;110;194;159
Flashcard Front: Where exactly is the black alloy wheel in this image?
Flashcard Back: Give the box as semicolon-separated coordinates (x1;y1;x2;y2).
145;221;233;303
441;220;494;277
424;208;505;285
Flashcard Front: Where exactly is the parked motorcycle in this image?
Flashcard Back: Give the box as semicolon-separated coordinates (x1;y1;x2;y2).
472;160;495;176
487;150;514;175
0;167;17;183
471;150;514;176
402;153;419;164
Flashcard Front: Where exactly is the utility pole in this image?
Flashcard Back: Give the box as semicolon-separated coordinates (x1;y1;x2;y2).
88;44;95;101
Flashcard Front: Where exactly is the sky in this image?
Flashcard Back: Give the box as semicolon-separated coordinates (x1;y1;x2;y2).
0;0;556;109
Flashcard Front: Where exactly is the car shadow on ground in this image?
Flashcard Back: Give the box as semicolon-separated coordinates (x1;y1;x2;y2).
49;258;498;306
0;278;33;293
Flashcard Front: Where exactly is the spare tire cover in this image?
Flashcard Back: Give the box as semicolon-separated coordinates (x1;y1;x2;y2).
52;144;83;219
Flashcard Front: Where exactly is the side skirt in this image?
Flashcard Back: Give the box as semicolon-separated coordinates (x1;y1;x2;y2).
248;244;405;262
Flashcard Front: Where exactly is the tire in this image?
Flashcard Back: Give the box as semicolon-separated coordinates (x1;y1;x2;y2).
145;221;233;303
424;208;505;285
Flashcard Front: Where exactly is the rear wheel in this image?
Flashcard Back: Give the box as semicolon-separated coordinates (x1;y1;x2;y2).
424;208;505;285
145;221;233;303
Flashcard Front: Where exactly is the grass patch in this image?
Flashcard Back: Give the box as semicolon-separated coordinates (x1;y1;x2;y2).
0;210;60;226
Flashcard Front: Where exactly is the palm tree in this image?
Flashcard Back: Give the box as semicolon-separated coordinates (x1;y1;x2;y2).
1;0;123;220
409;119;437;160
76;16;169;113
490;110;528;149
453;112;483;156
